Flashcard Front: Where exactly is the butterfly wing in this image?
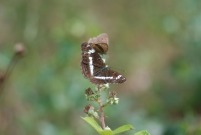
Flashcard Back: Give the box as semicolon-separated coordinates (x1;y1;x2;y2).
81;40;126;85
81;42;106;79
88;33;109;45
88;33;109;54
90;67;126;84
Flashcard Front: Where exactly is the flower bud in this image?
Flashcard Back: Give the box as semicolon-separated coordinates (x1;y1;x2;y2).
85;88;96;101
109;91;117;98
83;104;94;114
107;91;119;105
14;43;25;56
104;126;111;130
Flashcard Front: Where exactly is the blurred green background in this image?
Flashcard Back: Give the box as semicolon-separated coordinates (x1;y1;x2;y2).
0;0;201;135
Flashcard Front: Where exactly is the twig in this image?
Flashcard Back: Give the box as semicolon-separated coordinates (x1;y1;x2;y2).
0;54;19;94
0;43;25;95
99;103;106;129
97;85;106;129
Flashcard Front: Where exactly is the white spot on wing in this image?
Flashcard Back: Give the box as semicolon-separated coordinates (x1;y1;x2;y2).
88;48;95;54
102;58;106;63
94;76;113;80
89;56;94;75
116;75;122;80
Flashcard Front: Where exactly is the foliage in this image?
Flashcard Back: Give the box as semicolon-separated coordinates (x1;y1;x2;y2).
82;116;134;135
82;117;152;135
0;0;201;135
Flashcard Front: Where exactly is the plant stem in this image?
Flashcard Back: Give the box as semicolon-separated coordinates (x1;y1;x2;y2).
97;85;106;129
99;101;106;129
0;54;19;94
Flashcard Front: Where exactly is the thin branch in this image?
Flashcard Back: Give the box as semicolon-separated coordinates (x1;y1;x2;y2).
97;85;106;129
0;54;19;94
0;43;24;95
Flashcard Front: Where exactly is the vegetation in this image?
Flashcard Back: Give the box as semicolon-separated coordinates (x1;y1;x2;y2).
0;0;201;135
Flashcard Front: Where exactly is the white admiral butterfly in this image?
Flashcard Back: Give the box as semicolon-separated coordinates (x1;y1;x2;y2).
81;34;126;84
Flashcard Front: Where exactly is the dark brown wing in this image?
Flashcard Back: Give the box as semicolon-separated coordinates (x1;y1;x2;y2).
81;42;126;84
88;33;109;54
91;43;108;54
90;67;126;84
81;42;106;78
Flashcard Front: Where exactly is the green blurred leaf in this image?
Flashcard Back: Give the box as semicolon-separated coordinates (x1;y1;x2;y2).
82;117;103;134
113;124;134;134
100;129;113;135
134;130;151;135
82;117;134;135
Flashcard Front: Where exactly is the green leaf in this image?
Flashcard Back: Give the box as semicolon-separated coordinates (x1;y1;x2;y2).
134;130;151;135
82;117;135;135
82;117;103;134
100;129;113;135
113;124;134;134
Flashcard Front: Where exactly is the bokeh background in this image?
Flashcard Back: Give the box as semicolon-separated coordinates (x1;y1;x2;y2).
0;0;201;135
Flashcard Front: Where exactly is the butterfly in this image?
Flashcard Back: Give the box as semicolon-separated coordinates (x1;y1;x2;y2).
81;37;126;84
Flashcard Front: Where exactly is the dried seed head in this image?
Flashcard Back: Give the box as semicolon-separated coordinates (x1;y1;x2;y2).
85;88;96;101
85;88;94;96
83;104;94;114
15;43;25;56
83;104;99;118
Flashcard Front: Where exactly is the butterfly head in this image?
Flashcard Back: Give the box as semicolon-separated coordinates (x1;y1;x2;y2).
81;42;95;53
